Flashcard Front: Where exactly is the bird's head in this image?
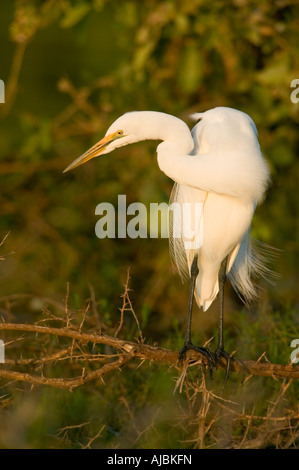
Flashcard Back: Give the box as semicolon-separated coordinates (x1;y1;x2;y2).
63;111;192;173
63;113;140;173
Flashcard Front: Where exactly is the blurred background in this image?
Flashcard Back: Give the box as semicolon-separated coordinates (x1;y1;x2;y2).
0;0;298;449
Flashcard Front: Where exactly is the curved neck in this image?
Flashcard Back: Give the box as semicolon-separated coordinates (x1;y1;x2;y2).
128;111;194;154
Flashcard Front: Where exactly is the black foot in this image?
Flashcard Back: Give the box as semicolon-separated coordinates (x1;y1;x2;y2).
214;347;232;365
179;342;215;377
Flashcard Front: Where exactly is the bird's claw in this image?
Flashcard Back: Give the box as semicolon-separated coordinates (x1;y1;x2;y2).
214;347;232;365
179;342;215;378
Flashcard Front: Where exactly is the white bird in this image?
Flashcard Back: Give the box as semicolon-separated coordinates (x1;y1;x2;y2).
64;107;270;370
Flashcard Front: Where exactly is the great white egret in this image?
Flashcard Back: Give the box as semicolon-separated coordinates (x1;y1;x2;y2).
64;107;270;370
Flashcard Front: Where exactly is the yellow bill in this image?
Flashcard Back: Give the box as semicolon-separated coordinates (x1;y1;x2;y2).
63;131;121;173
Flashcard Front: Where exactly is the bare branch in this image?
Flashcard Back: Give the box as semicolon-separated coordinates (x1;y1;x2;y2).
0;321;299;391
0;353;132;390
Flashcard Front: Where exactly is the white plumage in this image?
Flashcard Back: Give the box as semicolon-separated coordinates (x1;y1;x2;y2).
64;107;271;315
159;107;270;311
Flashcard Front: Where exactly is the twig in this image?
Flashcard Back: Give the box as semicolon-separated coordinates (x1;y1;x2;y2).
0;353;132;391
64;282;71;328
88;284;102;333
115;268;144;342
0;322;299;385
82;425;106;449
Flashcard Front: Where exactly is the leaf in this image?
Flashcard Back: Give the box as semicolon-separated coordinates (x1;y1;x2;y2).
60;3;91;28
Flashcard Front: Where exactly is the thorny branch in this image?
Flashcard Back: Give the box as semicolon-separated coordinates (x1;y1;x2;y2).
0;276;298;449
0;263;298;391
0;320;298;390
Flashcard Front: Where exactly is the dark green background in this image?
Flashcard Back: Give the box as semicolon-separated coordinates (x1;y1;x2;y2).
0;0;298;449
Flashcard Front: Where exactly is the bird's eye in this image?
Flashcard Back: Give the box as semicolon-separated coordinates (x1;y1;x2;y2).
117;130;123;136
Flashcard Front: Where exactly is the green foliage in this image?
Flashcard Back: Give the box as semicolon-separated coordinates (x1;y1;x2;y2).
0;0;298;449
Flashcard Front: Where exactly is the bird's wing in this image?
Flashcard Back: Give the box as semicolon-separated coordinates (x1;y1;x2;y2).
227;230;280;305
169;182;207;281
169;182;189;282
158;116;270;203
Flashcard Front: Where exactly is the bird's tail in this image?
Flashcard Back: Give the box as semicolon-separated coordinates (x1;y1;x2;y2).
228;231;279;306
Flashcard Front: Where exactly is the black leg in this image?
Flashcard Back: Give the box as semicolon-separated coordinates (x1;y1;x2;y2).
179;254;215;372
184;254;199;346
217;256;227;352
214;256;232;382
